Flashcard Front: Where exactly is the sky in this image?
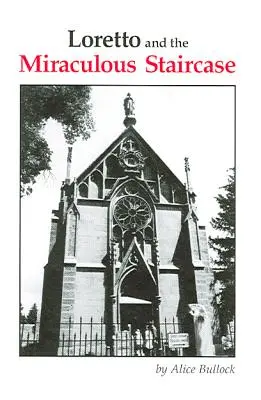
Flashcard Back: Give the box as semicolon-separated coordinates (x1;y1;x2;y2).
20;85;234;314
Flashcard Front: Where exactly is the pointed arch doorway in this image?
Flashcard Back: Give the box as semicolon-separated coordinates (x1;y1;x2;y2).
118;266;157;332
120;298;153;332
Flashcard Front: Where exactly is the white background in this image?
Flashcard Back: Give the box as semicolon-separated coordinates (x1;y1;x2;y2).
1;0;260;398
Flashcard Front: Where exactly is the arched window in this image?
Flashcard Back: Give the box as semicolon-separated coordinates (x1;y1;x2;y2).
89;170;103;199
174;189;187;204
144;158;158;197
144;158;157;181
78;182;88;198
106;154;123;178
160;178;173;203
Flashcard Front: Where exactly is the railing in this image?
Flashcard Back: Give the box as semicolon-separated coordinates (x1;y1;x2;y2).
20;316;235;356
57;317;188;356
20;323;40;355
59;317;107;356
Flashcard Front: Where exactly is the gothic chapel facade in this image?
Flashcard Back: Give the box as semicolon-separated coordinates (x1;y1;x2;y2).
39;94;215;356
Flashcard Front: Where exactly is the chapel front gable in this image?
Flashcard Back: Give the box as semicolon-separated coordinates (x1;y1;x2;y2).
76;127;187;206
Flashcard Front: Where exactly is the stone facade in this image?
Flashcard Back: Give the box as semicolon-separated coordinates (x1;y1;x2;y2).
39;98;214;356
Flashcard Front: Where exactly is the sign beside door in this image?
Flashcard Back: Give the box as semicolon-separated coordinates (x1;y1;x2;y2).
168;333;189;349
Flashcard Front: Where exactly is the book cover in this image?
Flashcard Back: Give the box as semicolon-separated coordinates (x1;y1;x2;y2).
1;0;259;398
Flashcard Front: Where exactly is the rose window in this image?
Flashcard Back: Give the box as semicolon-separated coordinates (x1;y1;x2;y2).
114;196;151;230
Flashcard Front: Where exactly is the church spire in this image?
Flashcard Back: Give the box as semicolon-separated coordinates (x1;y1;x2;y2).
123;93;136;127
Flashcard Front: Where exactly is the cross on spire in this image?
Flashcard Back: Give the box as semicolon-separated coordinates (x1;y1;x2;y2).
126;138;135;151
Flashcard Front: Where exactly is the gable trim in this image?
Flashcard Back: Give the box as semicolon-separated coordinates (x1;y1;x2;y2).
76;126;185;189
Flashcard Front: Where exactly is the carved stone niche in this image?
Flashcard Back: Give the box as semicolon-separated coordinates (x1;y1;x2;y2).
118;150;145;173
118;138;145;173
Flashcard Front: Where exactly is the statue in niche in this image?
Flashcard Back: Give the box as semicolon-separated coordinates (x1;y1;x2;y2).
124;93;135;116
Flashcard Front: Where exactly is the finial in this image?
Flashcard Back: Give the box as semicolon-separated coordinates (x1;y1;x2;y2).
184;157;190;173
184;157;192;190
123;93;136;127
184;157;196;204
65;145;73;184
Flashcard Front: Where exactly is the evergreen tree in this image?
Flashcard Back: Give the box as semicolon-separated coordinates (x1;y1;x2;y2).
26;303;38;324
209;168;235;332
21;85;94;196
20;303;26;324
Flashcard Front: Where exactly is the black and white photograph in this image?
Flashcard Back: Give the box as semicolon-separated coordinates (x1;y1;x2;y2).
20;85;235;357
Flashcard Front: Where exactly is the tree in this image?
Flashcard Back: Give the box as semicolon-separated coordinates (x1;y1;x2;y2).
21;85;94;196
26;303;38;324
20;303;26;324
209;168;235;332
